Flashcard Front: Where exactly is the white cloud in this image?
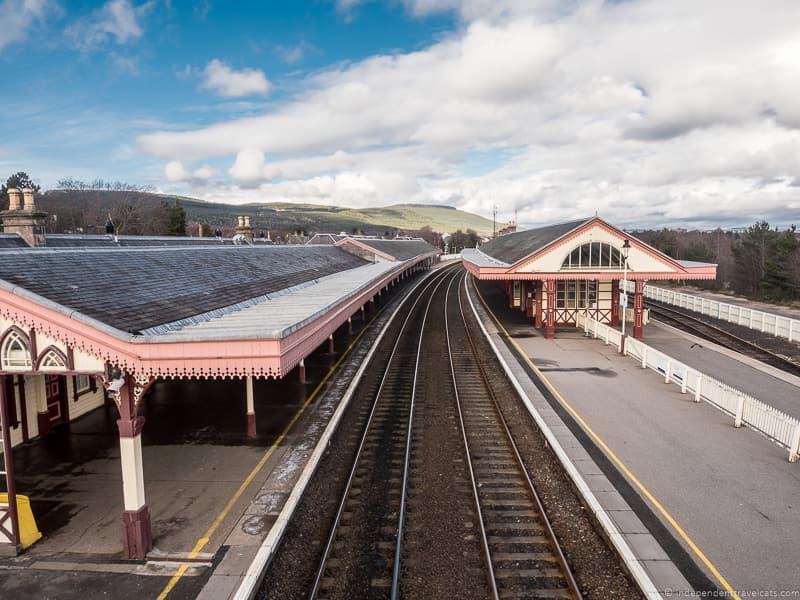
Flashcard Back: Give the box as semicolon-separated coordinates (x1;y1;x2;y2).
228;149;281;186
275;41;312;65
66;0;153;50
201;59;270;98
142;0;800;227
164;160;218;184
0;0;54;51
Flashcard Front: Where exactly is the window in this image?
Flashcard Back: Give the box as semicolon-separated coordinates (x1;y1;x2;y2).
39;349;66;369
561;242;624;269
76;375;91;394
556;281;597;309
1;330;31;369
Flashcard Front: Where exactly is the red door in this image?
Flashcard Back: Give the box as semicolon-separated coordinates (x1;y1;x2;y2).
45;375;68;426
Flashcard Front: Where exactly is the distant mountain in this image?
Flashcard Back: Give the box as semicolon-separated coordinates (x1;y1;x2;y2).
35;190;494;236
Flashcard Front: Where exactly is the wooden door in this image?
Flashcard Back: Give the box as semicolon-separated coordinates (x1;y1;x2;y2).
45;375;67;426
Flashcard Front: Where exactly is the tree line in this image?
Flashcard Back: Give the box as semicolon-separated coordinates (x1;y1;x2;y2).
637;222;799;302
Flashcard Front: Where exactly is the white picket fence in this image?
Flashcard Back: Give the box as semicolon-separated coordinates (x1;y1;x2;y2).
576;313;800;462
622;282;799;344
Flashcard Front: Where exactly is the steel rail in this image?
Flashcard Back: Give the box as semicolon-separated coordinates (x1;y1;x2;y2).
452;272;583;600
309;262;458;599
390;266;461;600
648;301;800;377
443;273;500;600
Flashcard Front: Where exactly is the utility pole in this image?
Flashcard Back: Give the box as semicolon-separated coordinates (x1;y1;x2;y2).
493;205;497;238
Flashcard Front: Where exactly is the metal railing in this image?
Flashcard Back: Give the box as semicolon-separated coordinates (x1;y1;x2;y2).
576;314;800;463
621;282;799;344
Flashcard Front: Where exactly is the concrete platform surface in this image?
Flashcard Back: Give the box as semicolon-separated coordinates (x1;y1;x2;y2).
643;320;800;419
475;279;800;596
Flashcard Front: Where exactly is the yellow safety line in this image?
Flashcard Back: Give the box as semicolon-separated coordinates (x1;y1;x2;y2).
156;309;383;599
472;278;741;600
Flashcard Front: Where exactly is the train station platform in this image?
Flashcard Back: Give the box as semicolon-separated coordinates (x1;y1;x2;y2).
643;320;800;418
471;277;800;598
0;270;424;599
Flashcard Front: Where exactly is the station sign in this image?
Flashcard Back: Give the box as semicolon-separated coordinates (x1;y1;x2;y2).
619;291;628;308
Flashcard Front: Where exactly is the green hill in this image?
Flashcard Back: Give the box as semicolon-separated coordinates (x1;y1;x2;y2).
36;190;494;236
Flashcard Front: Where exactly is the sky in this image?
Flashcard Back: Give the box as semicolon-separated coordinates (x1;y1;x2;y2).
1;0;799;230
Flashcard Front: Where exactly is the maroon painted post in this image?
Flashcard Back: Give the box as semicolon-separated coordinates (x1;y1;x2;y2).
298;359;307;385
0;376;21;553
328;334;335;354
545;280;556;339
610;280;620;326
633;280;645;339
347;317;353;335
116;377;152;560
534;282;543;328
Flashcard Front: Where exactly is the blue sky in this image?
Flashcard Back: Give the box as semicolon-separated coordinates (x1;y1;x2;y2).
1;0;454;188
1;0;799;229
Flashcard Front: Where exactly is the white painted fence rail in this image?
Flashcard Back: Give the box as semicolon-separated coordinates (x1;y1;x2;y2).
622;282;799;344
439;252;462;262
576;313;800;462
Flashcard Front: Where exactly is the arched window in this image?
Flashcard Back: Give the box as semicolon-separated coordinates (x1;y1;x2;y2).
1;330;32;369
561;242;625;269
38;348;67;370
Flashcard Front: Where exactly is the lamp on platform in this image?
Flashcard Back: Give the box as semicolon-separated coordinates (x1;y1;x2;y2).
620;239;631;338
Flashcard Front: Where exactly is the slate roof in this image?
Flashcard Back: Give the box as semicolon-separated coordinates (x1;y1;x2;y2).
0;246;367;335
479;218;591;264
349;238;440;261
43;234;275;248
306;233;346;245
0;233;27;248
460;248;510;267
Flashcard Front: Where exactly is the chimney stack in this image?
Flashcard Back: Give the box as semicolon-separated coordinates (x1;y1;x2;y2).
7;188;21;210
22;188;36;211
234;215;254;245
1;187;47;246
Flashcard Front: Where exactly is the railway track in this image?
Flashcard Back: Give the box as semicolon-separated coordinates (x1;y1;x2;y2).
309;265;454;600
647;301;800;378
445;273;582;600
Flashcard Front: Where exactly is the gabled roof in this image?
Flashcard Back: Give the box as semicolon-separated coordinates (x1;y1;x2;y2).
479;218;591;264
336;237;440;261
0;245;367;335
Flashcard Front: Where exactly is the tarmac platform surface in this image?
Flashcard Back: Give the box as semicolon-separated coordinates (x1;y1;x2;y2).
474;279;800;597
643;320;800;418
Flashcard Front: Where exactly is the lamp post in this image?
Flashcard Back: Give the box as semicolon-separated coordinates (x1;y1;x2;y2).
620;239;631;338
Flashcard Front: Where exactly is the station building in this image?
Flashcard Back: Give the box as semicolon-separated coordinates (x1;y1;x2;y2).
0;189;439;559
462;217;717;339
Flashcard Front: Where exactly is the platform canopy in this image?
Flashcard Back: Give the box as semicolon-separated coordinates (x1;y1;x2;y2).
462;217;716;282
0;240;439;380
